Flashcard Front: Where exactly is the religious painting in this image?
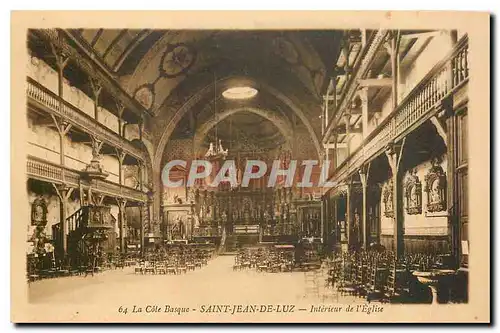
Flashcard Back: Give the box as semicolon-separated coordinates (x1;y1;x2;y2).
30;197;47;227
404;169;422;215
382;180;394;218
425;158;447;212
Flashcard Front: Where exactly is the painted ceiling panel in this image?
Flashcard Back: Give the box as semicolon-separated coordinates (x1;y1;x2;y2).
103;30;142;68
92;30;122;56
80;29;101;44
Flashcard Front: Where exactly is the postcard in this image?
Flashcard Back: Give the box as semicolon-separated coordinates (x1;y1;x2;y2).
11;11;490;323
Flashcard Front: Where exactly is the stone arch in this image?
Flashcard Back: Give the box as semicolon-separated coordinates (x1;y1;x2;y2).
192;106;294;156
151;76;322;220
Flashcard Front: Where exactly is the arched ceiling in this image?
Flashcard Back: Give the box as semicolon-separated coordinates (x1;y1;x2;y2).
67;29;343;172
68;29;342;115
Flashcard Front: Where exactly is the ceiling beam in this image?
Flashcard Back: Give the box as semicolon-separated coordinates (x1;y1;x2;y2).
358;77;392;88
323;143;348;149
401;31;441;40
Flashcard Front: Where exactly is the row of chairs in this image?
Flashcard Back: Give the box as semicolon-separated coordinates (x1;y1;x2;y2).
134;249;214;275
323;250;449;303
233;248;295;273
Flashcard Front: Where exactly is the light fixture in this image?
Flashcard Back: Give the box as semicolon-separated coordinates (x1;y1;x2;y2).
222;86;258;100
205;73;228;160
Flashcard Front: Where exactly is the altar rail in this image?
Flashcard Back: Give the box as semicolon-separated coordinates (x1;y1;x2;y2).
26;77;146;162
192;227;222;238
328;35;469;187
27;155;147;202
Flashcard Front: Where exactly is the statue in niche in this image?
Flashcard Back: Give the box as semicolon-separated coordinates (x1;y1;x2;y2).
383;180;394;218
425;158;447;212
31;197;47;227
404;169;422;215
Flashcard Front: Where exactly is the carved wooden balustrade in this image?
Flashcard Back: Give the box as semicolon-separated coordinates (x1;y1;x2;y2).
27;155;147;202
34;28;153;118
26;77;146;162
192;226;222;238
327;36;469;188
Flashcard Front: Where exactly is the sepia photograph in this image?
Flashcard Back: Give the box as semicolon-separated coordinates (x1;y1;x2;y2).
10;11;490;323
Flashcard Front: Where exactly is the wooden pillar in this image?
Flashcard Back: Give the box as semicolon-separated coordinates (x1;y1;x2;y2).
385;31;401;109
138;161;144;191
116;149;126;186
360;87;369;139
116;102;125;137
446;30;459;265
50;44;71;174
359;164;370;249
333;197;338;245
90;79;102;122
345;182;352;247
320;199;325;242
139;115;144;141
333;132;338;169
344;114;351;156
139;202;145;256
147;196;153;236
384;140;405;258
53;185;74;255
117;198;127;254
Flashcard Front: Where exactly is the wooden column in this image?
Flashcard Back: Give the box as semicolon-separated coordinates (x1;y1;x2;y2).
385;31;401;109
139;202;145;256
360;87;369;139
116;102;125;137
53;185;74;255
384;140;405;258
90;79;102;122
447;30;459;266
147;196;154;236
320;199;325;242
344;114;351;156
50;44;71;174
116;149;126;186
359;164;370;249
117;198;127;254
345;182;352;247
333;197;338;245
138;161;144;191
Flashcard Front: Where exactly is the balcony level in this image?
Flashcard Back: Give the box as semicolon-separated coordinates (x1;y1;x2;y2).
323;34;468;188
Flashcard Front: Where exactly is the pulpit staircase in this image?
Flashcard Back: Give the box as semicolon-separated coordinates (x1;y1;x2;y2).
53;205;114;270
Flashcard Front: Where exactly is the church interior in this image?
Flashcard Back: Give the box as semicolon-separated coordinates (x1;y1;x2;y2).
25;28;469;304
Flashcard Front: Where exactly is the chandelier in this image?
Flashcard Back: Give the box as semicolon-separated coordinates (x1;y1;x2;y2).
205;72;228;159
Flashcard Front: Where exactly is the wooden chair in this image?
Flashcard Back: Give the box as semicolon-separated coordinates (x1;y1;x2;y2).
365;259;385;302
166;263;177;275
155;263;166;275
144;262;155;274
383;261;410;303
337;258;357;296
134;263;144;274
